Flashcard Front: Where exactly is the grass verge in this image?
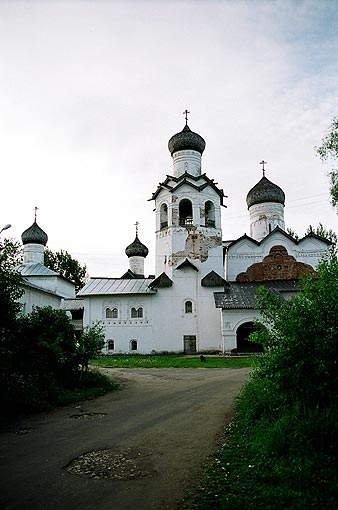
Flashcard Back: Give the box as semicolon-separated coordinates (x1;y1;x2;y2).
55;370;119;406
91;354;257;369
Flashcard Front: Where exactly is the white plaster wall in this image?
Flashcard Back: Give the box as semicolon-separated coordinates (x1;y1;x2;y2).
23;243;44;264
18;287;62;314
249;202;285;241
221;309;261;352
26;275;75;298
129;256;145;276
172;150;201;177
226;232;330;281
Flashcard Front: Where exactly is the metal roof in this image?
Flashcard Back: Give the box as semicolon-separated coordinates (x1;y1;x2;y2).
62;298;84;310
214;280;299;309
17;263;58;277
78;278;156;296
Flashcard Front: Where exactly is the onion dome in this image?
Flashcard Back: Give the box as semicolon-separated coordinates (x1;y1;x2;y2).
125;235;149;258
21;221;48;246
168;124;206;156
246;176;285;209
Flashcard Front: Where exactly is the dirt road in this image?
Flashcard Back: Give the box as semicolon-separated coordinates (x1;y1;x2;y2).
0;367;250;510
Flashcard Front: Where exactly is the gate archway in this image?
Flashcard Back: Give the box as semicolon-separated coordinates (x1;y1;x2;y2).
236;322;264;353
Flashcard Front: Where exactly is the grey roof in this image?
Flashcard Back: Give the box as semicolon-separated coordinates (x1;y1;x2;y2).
21;279;60;297
21;221;48;245
246;176;285;208
62;298;84;310
78;278;157;296
214;280;299;309
168;124;206;155
17;263;58;277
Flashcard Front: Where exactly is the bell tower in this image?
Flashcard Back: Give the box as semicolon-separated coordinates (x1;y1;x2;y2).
150;114;226;279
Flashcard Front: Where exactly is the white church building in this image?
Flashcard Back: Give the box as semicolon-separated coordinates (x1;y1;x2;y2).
73;120;331;354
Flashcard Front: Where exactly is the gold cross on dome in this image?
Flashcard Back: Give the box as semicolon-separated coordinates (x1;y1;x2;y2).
260;160;267;177
183;109;190;125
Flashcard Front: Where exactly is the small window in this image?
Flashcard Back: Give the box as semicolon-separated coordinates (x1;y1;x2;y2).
107;340;115;350
130;340;138;351
112;308;118;318
106;308;113;318
131;307;143;318
185;300;193;313
160;203;168;229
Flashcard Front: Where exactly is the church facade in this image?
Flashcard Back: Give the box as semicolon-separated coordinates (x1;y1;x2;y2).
76;120;331;354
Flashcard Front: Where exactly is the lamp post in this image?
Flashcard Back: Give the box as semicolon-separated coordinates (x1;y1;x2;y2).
0;223;11;235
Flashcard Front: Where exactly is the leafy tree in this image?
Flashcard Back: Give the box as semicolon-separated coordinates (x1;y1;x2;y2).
317;115;338;209
77;322;105;371
306;222;337;245
44;248;87;292
0;238;23;352
286;227;299;241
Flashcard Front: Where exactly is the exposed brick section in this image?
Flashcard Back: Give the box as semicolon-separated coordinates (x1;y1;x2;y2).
236;245;317;282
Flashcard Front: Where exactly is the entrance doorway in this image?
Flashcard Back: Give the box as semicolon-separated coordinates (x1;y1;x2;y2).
236;322;263;353
184;335;197;354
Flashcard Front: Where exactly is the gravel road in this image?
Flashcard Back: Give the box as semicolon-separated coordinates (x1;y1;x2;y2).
0;367;250;510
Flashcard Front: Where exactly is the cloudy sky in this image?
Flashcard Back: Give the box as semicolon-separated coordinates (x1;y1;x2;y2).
1;0;337;277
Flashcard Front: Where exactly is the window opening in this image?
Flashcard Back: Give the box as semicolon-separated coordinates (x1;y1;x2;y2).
107;340;115;350
130;340;138;351
179;199;193;226
205;201;215;227
106;308;113;318
131;307;143;318
160;203;168;229
185;300;193;313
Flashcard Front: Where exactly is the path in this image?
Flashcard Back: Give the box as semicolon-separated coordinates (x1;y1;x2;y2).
0;367;250;510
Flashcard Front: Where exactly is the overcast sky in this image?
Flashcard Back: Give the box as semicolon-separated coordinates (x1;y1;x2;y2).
1;0;338;277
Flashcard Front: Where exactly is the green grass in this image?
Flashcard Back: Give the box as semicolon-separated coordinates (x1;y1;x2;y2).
90;354;257;369
55;370;119;406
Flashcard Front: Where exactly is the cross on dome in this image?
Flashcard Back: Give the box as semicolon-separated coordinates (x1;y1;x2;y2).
260;160;267;177
134;221;139;236
183;109;190;125
34;206;39;222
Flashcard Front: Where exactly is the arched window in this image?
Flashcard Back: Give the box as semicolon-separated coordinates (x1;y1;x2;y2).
205;201;215;227
160;203;168;229
185;300;193;313
130;340;138;351
107;339;115;351
131;307;143;318
106;308;113;318
112;308;118;318
179;199;193;226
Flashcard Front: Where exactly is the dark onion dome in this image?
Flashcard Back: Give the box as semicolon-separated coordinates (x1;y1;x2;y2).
125;235;149;258
168;124;206;156
21;221;48;246
246;176;285;209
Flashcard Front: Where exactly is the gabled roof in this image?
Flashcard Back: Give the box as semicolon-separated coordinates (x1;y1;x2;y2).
149;172;226;205
148;272;173;288
226;226;332;249
62;298;84;310
120;269;145;279
201;270;226;287
214;280;299;309
175;259;199;271
78;278;156;296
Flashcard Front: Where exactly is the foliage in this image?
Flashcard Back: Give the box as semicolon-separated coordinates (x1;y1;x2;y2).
92;354;256;369
195;255;338;510
77;322;105;370
0;238;23;354
316;115;338;208
44;248;87;292
286;227;299;241
306;222;337;245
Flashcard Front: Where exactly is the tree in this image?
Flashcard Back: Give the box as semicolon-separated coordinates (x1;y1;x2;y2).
76;322;105;371
0;238;23;350
44;248;87;292
306;222;337;245
316;115;338;209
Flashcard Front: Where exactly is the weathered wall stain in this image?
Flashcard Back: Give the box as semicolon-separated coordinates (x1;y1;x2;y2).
168;232;222;266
